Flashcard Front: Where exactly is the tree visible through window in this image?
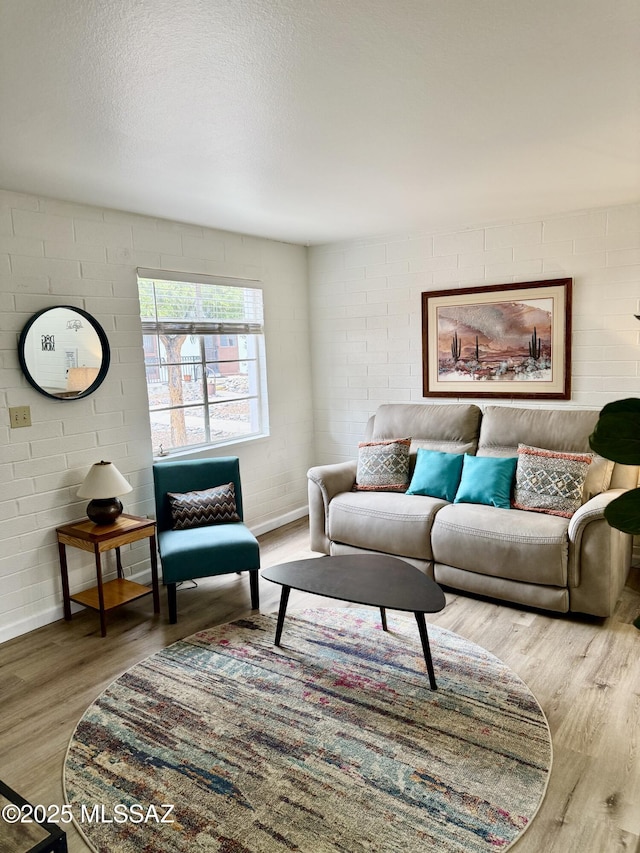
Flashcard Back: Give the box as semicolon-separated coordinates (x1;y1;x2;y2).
137;270;268;454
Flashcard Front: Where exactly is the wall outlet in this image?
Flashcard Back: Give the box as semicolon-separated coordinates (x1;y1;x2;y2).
9;406;32;428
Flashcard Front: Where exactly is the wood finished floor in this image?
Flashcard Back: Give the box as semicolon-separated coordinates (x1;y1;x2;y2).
1;517;639;853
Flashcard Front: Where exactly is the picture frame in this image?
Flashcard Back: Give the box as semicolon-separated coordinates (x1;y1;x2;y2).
421;278;572;399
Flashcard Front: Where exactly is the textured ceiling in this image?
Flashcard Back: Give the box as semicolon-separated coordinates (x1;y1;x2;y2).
1;0;639;245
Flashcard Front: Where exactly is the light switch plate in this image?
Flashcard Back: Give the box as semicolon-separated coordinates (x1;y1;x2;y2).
9;406;31;428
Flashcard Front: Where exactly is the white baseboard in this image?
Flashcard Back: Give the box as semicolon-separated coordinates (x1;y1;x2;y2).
250;506;309;537
0;604;65;645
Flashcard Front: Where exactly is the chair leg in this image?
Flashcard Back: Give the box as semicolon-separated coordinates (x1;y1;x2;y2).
167;583;178;624
249;570;259;610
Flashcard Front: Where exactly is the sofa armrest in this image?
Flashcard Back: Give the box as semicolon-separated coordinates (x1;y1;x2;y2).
307;461;357;554
568;489;627;543
568;489;633;615
308;461;358;501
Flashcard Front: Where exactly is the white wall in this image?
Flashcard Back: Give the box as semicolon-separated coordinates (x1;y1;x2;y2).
3;192;640;641
308;203;640;464
0;189;313;642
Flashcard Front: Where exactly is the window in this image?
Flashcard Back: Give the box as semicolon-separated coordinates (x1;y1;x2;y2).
137;269;268;455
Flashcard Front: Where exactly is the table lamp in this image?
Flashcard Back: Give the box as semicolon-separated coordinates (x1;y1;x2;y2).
77;461;133;525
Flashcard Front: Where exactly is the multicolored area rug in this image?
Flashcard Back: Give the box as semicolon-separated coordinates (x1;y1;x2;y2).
64;608;552;852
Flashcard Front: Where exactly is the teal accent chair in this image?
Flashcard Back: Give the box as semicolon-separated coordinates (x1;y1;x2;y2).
153;457;260;623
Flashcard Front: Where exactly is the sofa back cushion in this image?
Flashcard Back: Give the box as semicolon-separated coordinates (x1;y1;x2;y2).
477;406;623;499
367;403;482;455
478;406;599;456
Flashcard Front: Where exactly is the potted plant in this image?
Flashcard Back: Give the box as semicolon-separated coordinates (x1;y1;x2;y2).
589;398;640;629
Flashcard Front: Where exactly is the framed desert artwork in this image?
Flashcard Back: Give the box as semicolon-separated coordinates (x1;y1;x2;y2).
422;278;572;399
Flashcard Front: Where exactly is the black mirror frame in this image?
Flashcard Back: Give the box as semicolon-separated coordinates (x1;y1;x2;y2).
18;306;111;400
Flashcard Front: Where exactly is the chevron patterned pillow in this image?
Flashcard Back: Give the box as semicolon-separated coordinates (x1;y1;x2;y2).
168;482;241;530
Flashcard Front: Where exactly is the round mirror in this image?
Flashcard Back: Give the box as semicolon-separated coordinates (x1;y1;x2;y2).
18;306;111;400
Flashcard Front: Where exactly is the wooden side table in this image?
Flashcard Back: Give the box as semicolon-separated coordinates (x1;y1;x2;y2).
56;514;160;637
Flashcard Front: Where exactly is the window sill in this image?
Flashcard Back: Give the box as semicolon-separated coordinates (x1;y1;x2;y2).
152;431;270;463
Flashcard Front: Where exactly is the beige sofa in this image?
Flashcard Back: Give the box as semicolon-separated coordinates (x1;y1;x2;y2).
308;403;639;617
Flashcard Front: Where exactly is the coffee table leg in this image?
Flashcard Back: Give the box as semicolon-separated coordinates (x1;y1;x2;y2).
414;611;437;690
380;606;388;631
274;585;291;646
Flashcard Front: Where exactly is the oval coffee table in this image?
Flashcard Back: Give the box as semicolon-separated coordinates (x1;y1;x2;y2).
261;554;446;689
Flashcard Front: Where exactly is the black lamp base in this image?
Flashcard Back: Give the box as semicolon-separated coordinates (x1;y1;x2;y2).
86;497;123;525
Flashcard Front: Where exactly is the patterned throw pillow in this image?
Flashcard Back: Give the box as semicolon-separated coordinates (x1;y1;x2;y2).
513;445;592;518
354;438;411;492
168;482;241;530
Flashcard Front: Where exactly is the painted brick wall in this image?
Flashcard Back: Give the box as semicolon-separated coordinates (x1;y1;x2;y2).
2;192;639;640
308;202;640;463
0;189;313;642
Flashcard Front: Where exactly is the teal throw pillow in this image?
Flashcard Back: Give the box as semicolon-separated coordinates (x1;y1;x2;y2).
453;454;518;509
406;449;464;502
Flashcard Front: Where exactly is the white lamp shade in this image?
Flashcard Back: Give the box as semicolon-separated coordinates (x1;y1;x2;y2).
77;461;133;499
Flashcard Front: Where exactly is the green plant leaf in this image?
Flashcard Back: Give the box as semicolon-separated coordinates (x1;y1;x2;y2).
589;404;640;465
598;397;640;417
604;488;640;535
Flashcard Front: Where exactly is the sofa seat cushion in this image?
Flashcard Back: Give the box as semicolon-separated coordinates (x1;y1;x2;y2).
431;503;569;586
328;491;447;560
